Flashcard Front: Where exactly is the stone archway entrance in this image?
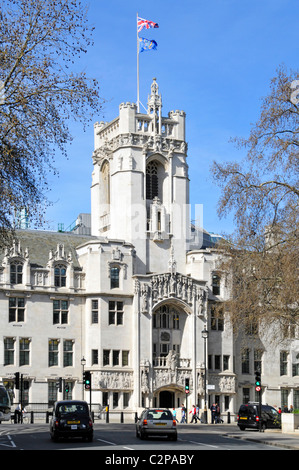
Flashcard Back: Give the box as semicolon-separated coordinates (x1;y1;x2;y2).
159;390;174;408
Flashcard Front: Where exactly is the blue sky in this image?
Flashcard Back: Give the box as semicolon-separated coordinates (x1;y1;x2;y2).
44;0;299;236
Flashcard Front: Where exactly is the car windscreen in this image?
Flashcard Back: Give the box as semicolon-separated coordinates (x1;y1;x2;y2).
57;403;89;416
239;405;256;416
146;409;172;420
263;406;279;417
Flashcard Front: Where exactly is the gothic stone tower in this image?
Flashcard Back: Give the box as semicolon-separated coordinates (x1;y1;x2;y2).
91;78;190;275
89;79;210;410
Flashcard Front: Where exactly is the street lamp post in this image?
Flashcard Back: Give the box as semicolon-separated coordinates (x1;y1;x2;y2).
201;328;209;424
81;356;86;400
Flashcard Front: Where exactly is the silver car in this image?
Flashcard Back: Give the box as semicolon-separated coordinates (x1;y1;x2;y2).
136;408;177;441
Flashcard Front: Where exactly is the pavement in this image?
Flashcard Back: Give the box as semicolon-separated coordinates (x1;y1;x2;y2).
225;428;299;450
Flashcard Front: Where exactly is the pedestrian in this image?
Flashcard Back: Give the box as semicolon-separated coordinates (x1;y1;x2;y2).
180;405;187;423
196;404;201;423
15;403;22;423
215;403;223;423
172;408;178;422
210;403;217;424
190;405;198;423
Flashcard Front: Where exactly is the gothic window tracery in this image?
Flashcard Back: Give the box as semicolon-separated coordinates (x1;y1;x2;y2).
54;264;67;287
10;261;23;285
146;161;159;200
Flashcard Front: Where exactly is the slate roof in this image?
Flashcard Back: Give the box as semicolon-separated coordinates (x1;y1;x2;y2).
0;229;99;269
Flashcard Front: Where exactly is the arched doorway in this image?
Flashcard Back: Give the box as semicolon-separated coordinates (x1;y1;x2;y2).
159;390;174;408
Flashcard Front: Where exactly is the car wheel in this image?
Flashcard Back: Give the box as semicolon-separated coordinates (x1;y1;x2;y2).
170;434;177;441
140;430;146;440
239;426;245;431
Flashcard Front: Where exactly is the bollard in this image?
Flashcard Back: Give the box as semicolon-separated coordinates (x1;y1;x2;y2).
227;411;230;424
30;411;34;423
120;411;124;423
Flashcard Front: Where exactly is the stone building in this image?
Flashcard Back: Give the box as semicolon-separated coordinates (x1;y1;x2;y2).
1;79;298;419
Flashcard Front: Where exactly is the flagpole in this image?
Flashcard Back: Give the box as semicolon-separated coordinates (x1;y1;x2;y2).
137;12;140;113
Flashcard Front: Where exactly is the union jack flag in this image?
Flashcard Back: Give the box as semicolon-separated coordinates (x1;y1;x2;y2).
137;16;159;33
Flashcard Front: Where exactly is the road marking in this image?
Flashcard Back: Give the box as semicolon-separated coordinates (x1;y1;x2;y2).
0;434;16;448
188;440;219;448
97;438;116;445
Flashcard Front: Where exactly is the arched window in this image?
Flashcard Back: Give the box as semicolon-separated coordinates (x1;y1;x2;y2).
54;265;67;287
10;261;23;285
101;161;110;205
146;161;159;200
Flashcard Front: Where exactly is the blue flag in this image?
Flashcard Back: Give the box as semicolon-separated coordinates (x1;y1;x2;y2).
139;37;158;53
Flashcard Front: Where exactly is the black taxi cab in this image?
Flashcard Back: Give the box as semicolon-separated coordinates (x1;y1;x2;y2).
237;403;281;431
50;400;93;442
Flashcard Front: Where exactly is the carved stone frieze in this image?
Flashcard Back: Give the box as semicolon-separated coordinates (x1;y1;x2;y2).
94;371;134;391
96;132;188;159
209;373;236;394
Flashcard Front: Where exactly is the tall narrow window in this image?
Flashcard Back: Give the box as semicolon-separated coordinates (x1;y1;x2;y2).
280;351;288;376
103;349;110;366
113;350;120;366
110;266;120;289
63;340;73;367
92;349;98;365
19;338;30;366
54;265;66;287
211;305;224;331
122;350;129;366
4;337;15;365
101;161;110;205
91;300;99;323
146;161;159;200
241;348;250;374
49;339;59;367
212;274;220;295
254;349;263;374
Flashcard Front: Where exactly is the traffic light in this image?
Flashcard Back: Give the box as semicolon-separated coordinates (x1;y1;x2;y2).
15;372;20;390
255;370;261;392
65;383;69;394
185;378;190;394
56;377;62;392
84;371;91;390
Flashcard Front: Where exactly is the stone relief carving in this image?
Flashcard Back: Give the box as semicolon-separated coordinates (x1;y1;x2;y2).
209;374;236;393
96;371;134;391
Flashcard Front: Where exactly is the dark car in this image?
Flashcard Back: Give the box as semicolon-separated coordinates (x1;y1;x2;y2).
237;403;281;431
136;408;177;440
50;400;93;442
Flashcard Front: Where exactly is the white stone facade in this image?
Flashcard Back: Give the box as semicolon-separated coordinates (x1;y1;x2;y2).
1;80;298;418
